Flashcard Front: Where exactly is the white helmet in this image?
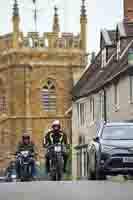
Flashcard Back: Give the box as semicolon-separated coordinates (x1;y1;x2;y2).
52;120;61;130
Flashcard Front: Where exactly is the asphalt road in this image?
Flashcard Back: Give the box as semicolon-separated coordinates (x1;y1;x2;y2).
0;180;133;200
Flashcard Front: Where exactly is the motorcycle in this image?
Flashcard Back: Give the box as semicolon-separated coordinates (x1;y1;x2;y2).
16;151;34;181
5;161;17;182
48;144;66;181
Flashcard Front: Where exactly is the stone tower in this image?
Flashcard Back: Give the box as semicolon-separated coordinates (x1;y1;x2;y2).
124;0;133;21
0;0;87;167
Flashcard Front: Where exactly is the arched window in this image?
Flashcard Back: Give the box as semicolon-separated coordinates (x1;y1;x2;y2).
41;80;56;112
0;79;7;114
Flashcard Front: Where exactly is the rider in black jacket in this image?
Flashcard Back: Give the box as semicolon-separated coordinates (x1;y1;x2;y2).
16;133;37;178
43;120;68;173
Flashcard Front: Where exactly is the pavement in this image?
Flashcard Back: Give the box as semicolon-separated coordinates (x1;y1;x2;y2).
0;180;133;200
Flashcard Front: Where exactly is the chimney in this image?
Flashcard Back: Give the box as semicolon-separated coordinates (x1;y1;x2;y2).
124;0;133;21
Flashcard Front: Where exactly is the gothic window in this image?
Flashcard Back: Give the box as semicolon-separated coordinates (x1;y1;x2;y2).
41;80;56;112
0;80;7;114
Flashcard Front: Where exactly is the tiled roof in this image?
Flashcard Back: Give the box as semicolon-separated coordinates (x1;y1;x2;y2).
72;22;133;101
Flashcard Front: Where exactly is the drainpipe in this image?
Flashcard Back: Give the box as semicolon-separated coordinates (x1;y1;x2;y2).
103;88;107;123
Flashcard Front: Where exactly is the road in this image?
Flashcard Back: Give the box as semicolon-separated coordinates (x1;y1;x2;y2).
0;180;133;200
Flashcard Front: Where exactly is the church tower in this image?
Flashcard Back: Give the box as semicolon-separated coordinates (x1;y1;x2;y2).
80;0;87;51
124;0;133;21
12;0;20;48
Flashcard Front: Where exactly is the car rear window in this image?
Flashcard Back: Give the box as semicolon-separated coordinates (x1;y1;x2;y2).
102;125;133;140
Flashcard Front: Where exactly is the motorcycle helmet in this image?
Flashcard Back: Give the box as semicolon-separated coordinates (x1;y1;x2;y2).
52;120;61;131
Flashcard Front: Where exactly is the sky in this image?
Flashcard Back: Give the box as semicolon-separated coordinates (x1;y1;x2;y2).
0;0;123;52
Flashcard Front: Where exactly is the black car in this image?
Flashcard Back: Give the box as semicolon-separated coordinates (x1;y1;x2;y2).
87;122;133;180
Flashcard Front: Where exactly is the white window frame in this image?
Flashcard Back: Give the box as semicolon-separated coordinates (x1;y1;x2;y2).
90;97;95;123
117;40;121;60
129;75;133;103
77;101;87;128
114;82;120;111
101;48;107;68
99;92;104;120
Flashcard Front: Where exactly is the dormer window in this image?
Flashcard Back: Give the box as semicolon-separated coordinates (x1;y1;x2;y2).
117;40;121;60
101;48;106;68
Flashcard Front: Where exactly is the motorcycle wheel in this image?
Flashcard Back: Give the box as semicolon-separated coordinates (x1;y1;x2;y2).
56;156;64;181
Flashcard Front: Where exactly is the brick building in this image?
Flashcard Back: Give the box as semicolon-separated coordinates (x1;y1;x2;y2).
0;0;87;167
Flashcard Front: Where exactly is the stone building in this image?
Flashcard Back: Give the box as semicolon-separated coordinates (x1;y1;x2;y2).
0;0;88;167
72;0;133;179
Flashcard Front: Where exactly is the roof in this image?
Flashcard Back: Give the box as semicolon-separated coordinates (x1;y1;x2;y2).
72;21;133;101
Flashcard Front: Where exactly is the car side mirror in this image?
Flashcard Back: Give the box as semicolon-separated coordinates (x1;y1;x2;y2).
93;136;99;142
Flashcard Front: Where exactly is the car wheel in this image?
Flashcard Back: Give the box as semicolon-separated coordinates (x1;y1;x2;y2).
95;158;106;180
96;169;106;180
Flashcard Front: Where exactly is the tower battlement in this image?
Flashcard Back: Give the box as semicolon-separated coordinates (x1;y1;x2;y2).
22;31;80;49
0;31;80;51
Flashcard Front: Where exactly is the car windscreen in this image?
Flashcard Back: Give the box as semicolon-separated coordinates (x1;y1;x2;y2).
102;125;133;140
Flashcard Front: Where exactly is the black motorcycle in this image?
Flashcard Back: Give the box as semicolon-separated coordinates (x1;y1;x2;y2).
16;151;34;181
48;144;66;181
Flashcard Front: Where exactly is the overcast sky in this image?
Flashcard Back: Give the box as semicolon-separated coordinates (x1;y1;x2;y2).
0;0;123;52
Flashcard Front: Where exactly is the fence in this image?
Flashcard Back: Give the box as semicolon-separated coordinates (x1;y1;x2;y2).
75;144;88;179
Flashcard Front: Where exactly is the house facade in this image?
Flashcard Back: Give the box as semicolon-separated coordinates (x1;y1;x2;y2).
72;0;133;179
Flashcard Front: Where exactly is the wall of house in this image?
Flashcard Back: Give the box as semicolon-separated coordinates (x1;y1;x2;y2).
72;72;133;177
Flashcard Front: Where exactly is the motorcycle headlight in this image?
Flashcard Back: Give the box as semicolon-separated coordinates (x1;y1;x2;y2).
11;174;17;179
101;145;113;152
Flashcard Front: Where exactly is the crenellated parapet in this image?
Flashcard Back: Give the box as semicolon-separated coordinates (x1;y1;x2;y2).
22;32;80;49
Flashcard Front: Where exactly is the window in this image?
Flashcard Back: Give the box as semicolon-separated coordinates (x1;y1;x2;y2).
77;102;86;127
117;40;121;60
41;80;56;112
90;97;95;122
101;48;107;68
99;92;104;120
129;75;133;103
114;83;119;111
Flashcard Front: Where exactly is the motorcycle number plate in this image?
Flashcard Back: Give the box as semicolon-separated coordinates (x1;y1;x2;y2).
54;146;61;152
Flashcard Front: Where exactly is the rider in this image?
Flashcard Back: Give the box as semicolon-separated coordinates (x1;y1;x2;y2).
43;120;68;174
16;132;37;179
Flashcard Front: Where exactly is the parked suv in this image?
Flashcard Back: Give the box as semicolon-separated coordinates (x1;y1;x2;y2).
88;122;133;180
